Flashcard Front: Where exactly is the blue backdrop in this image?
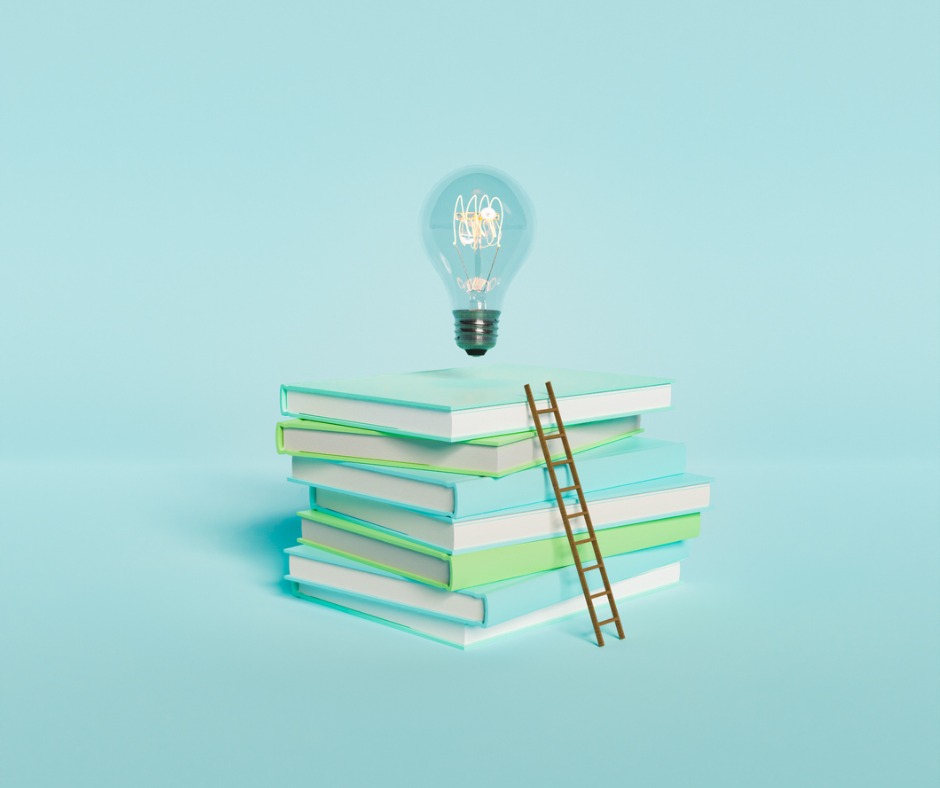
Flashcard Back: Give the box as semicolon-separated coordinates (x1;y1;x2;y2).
2;2;937;786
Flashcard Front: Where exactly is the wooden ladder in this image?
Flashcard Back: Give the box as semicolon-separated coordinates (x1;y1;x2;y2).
524;381;625;647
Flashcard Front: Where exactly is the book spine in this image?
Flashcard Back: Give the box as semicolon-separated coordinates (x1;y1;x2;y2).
297;537;451;590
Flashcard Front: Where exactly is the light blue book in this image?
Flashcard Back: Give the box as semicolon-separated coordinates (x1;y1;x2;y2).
310;473;712;553
291;437;686;518
293;560;682;649
281;364;672;442
286;540;690;628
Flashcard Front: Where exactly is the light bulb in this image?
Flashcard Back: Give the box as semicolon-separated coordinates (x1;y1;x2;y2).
421;166;534;356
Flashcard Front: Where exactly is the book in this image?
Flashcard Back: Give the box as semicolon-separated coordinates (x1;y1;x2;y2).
291;562;682;648
310;473;711;552
280;364;671;442
285;540;690;626
298;509;700;590
291;437;686;518
276;415;641;477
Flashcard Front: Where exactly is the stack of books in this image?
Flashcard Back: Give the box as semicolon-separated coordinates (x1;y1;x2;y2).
276;364;710;648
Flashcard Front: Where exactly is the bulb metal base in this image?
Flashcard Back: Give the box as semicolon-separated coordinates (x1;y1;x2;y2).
453;309;500;356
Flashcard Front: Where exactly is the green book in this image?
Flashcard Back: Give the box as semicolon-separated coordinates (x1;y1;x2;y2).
276;415;641;477
298;508;700;590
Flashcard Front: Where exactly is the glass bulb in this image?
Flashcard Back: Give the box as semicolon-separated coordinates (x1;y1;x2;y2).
421;166;534;356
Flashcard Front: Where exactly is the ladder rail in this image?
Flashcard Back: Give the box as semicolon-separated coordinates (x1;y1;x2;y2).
545;382;625;641
525;385;604;644
524;381;626;646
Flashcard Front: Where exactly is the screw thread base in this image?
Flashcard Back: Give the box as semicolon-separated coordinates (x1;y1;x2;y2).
453;310;500;356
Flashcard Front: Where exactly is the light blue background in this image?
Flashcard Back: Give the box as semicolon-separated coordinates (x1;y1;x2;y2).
2;2;937;786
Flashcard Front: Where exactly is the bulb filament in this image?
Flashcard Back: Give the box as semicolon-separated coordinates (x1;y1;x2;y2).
453;194;503;251
452;194;504;303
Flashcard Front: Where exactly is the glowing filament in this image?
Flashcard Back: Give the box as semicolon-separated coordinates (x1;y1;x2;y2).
453;194;503;251
456;275;498;294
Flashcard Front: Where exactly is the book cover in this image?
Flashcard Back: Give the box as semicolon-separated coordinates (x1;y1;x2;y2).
311;473;711;552
281;364;671;441
297;508;701;590
276;415;642;477
286;540;690;626
291;562;683;648
292;436;687;517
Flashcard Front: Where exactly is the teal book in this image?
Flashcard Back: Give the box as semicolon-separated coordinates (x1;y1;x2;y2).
280;364;671;442
311;473;711;553
286;540;690;627
292;437;686;518
291;561;683;649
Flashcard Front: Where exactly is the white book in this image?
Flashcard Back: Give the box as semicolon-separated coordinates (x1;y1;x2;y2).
312;473;711;552
291;562;682;648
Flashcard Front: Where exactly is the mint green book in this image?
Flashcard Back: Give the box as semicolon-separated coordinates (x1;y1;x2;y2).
280;364;671;442
276;415;641;477
298;508;700;590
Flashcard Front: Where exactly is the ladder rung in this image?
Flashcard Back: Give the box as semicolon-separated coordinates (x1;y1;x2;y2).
590;590;610;600
582;564;600;572
542;432;563;440
565;510;586;519
550;458;571;467
558;484;579;493
535;407;556;415
597;617;618;626
573;536;595;546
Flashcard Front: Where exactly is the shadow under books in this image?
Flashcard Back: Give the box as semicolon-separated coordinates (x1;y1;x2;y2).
221;510;298;595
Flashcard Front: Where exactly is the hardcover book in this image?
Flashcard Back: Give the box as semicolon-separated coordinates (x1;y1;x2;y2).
286;540;690;626
291;562;682;648
298;508;700;590
291;437;686;518
277;415;641;477
281;364;671;442
310;473;711;552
